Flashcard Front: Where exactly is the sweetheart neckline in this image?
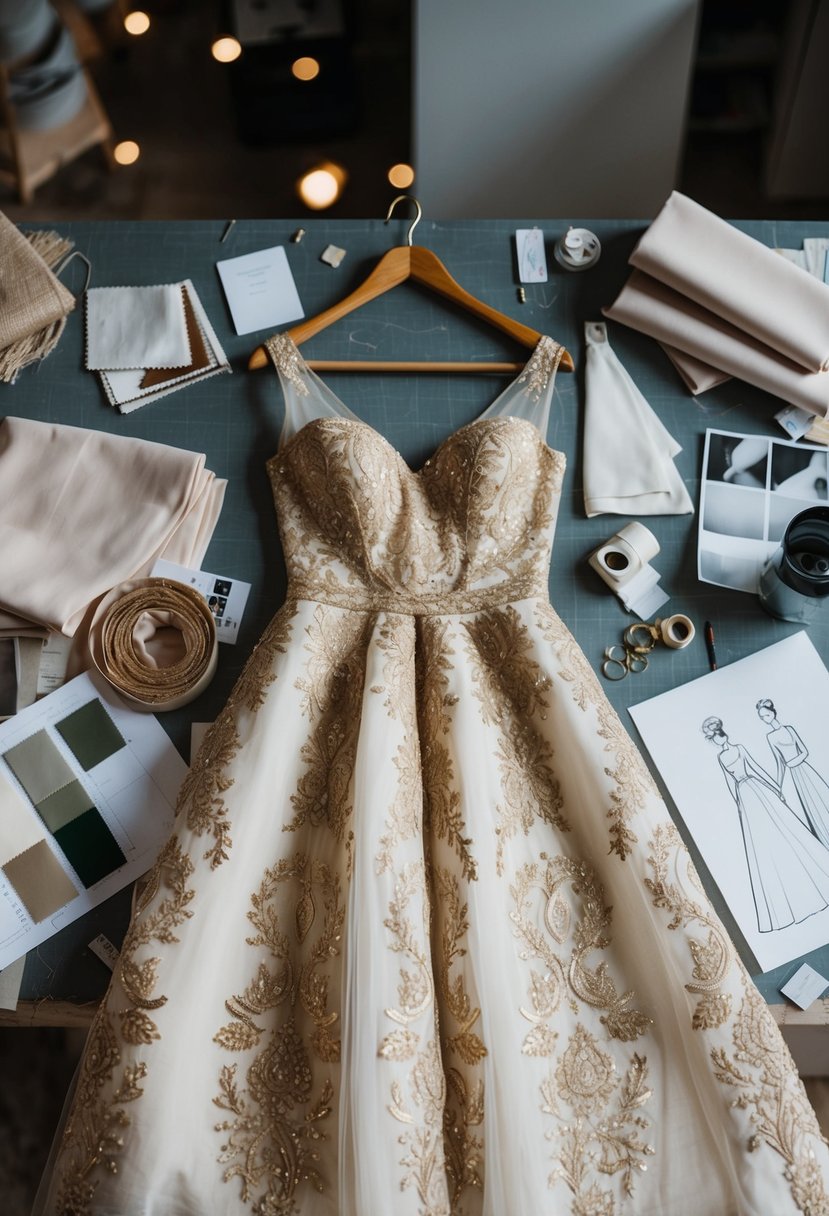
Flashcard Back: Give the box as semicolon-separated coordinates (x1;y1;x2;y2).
266;332;565;475
267;413;566;479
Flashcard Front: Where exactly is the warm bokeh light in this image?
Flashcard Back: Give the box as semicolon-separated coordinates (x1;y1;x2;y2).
114;140;141;165
388;163;415;189
211;36;242;63
292;57;320;81
297;162;346;210
123;10;150;36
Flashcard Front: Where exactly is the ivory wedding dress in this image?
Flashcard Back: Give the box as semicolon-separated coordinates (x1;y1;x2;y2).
37;335;829;1216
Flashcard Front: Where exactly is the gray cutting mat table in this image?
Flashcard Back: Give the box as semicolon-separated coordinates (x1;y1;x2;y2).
2;216;828;1035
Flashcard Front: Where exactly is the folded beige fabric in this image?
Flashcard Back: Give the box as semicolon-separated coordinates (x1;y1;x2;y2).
0;417;226;637
583;322;693;517
0;212;75;383
605;271;829;418
631;191;829;373
659;343;731;394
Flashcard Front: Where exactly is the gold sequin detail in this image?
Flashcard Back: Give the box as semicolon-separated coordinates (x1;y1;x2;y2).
266;331;310;396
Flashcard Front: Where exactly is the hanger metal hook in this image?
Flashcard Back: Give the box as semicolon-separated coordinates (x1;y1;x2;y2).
384;194;422;246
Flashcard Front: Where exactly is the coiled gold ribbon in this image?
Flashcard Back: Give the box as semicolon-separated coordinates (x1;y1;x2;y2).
89;578;217;710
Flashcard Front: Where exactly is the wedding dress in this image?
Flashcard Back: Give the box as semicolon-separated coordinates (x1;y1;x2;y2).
36;335;829;1216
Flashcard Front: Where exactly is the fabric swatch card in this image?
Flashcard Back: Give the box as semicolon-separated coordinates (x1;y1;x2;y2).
216;245;304;335
86;284;192;370
0;671;188;970
98;280;231;414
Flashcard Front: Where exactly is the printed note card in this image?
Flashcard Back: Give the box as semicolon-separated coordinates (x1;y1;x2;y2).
216;245;304;336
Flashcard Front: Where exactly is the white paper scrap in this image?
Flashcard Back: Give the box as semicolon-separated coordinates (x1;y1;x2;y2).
88;933;120;972
515;228;548;283
780;963;829;1010
216;245;304;336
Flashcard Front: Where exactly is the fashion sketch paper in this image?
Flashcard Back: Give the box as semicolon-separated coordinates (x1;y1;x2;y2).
630;632;829;972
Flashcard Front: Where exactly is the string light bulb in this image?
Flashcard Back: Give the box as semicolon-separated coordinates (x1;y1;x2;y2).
297;162;346;210
114;140;141;165
292;57;320;81
123;11;150;36
211;36;242;63
388;163;415;189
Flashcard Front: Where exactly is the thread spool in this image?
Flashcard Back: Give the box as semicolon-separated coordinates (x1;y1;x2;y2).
554;226;601;271
655;614;695;649
588;521;660;591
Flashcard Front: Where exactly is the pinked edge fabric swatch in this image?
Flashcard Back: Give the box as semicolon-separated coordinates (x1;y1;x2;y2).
3;729;75;806
53;808;125;888
0;767;44;865
98;280;230;414
55;698;126;771
85;284;192;370
3;840;79;923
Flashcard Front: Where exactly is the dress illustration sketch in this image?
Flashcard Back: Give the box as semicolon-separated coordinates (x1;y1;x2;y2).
702;716;829;933
757;698;829;848
35;336;829;1216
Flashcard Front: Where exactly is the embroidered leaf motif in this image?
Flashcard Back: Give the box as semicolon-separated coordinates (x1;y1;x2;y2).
545;894;570;944
452;1031;488;1065
378;1029;420;1061
521;1024;558;1057
119;1008;161;1046
213;1020;262;1052
295;890;315;942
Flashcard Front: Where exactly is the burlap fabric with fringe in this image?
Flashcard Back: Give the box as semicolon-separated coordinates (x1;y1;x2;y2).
0;210;75;383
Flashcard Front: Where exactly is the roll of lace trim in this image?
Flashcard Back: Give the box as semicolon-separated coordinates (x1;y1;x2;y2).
89;578;217;711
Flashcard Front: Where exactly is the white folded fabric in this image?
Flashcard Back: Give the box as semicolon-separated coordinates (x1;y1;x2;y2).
86;284;192;370
583;322;694;518
659;343;731;394
605;271;829;418
630;191;829;373
0;417;226;637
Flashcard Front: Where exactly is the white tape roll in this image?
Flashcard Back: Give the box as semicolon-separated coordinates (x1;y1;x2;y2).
656;614;695;649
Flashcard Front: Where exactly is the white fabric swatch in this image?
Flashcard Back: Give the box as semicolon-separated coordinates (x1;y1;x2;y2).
85;284;191;370
583;322;694;518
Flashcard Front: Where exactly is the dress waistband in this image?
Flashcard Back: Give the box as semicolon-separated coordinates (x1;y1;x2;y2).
287;576;548;616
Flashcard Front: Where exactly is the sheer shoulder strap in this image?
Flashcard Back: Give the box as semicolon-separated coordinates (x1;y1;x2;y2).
477;336;565;437
265;333;359;446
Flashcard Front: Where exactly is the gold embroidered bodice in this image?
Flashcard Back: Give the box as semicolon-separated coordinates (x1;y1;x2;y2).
266;336;566;615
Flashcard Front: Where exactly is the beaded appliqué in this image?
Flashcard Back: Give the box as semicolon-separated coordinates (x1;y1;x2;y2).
265;332;310;396
517;334;565;402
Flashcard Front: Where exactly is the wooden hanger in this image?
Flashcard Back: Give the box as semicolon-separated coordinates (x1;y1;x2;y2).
248;196;573;374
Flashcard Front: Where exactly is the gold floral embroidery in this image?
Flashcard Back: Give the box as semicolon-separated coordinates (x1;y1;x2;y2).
378;861;434;1060
287;604;370;857
544;1026;654;1209
266;331;310;396
511;853;652;1044
433;866;486;1206
645;823;733;1029
231;597;296;713
418;617;476;881
535;602;659;860
517;334;565;402
213;853;343;1209
464;606;568;872
53;837;196;1211
373;614;424;875
54;1016;147;1216
712;977;829;1215
388;1036;451;1216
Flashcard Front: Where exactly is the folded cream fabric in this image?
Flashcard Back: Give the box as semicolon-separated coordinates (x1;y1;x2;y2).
85;284;192;370
605;270;829;418
630;191;829;373
659;343;731;394
0;211;76;383
583;322;693;517
0;417;226;637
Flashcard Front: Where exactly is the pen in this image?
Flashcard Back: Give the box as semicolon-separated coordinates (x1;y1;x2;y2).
704;620;717;671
